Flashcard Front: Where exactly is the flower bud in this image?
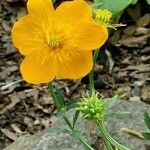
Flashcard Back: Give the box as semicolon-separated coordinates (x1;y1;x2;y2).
78;93;105;121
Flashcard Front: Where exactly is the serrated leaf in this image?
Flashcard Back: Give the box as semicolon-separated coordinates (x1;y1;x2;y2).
144;111;150;130
141;132;150;139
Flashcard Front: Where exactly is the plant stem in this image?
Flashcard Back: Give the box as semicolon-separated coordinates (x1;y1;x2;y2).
96;121;129;150
89;49;100;96
93;48;100;63
105;139;114;150
78;137;95;150
89;69;94;96
48;83;94;150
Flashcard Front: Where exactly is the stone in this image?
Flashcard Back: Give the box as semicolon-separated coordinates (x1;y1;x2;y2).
5;101;150;150
107;100;150;150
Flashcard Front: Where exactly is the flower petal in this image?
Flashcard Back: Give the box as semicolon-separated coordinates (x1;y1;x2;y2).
27;0;54;25
73;21;108;50
56;0;92;24
20;54;56;84
12;15;45;55
57;51;93;79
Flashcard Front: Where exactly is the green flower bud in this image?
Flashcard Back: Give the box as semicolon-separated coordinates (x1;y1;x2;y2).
78;93;105;121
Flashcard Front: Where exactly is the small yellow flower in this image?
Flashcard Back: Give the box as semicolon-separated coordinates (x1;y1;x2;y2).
95;9;112;24
12;0;108;84
95;9;126;29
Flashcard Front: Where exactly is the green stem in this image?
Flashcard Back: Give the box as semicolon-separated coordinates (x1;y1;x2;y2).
104;139;114;150
63;116;74;131
93;48;100;63
78;137;95;150
48;83;94;150
89;49;100;96
89;69;94;96
97;121;129;150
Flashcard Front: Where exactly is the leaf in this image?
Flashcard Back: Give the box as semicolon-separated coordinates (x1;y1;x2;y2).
57;99;79;118
48;84;65;110
131;0;138;4
54;87;66;108
57;107;68;118
67;99;79;109
141;132;150;139
93;0;133;20
144;110;150;130
63;116;73;130
146;0;150;4
73;110;80;129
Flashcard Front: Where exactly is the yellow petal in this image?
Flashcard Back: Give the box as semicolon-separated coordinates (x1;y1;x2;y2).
12;15;45;55
73;21;108;50
57;51;93;79
20;54;56;84
27;0;54;25
56;0;92;24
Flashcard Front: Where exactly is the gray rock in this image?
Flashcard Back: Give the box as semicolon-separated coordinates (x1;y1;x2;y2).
4;101;150;150
4;110;97;150
108;100;150;150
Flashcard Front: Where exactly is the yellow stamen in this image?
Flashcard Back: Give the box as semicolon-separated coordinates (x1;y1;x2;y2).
48;34;60;49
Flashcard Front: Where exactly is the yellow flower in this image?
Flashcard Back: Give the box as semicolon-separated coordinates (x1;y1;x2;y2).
95;9;112;25
95;9;126;29
12;0;108;84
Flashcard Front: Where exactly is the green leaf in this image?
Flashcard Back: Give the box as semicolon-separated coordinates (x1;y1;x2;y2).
73;110;80;129
144;110;150;130
48;84;65;110
54;87;66;107
63;116;73;131
141;132;150;139
131;0;138;4
93;0;133;20
146;0;150;4
67;99;79;109
57;107;68;118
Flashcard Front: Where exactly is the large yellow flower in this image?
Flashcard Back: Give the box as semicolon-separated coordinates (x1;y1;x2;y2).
12;0;108;84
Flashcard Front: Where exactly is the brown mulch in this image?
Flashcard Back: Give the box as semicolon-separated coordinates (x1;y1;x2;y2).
0;0;150;149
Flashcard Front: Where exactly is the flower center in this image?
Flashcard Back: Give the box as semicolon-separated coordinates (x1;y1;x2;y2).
48;34;60;49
